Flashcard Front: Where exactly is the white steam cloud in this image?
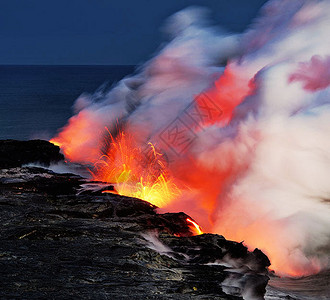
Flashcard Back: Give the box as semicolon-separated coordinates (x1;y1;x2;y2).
53;0;330;276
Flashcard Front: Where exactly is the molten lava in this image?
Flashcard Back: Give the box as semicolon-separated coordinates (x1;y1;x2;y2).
186;218;203;235
92;131;181;208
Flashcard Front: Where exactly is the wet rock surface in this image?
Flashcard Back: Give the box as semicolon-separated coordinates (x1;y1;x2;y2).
0;141;270;299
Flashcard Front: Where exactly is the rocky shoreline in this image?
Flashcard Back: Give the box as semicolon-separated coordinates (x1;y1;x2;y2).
0;140;270;299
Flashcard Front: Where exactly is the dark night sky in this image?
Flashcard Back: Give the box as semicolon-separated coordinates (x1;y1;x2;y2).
0;0;267;65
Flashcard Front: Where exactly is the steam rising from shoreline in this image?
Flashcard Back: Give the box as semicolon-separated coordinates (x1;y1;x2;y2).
52;0;330;276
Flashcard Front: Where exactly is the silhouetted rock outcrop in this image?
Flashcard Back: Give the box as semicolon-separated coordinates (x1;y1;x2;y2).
0;139;63;169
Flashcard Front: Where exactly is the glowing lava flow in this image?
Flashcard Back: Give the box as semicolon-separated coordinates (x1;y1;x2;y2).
186;218;203;235
92;131;181;208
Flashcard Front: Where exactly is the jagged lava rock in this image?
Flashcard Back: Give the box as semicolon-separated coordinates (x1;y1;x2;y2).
0;140;270;299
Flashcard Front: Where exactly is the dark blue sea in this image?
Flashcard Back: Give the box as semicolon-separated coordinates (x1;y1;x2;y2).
0;65;135;140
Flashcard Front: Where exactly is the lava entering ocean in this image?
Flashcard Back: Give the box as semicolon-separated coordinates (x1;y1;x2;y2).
51;0;330;277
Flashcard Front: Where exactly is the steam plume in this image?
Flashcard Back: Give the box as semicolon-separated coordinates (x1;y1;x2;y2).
52;0;330;276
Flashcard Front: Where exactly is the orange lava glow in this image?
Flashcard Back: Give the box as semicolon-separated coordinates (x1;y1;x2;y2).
227;229;321;277
49;63;321;277
92;131;181;208
50;111;103;163
49;139;61;148
196;65;255;126
215;209;323;277
186;218;203;235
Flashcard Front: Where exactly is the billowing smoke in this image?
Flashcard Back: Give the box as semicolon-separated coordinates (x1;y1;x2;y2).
52;0;330;276
52;6;240;163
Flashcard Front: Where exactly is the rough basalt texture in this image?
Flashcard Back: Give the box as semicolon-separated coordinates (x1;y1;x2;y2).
0;140;270;299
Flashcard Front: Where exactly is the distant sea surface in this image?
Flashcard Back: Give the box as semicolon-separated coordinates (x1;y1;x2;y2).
0;65;135;140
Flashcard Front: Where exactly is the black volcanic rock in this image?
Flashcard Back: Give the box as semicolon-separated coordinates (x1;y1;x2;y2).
0;166;270;299
0;139;64;169
0;141;270;299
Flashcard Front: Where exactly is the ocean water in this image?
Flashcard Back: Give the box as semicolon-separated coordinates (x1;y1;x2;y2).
266;271;330;300
0;65;135;140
